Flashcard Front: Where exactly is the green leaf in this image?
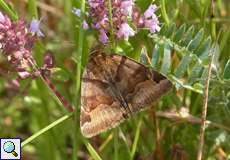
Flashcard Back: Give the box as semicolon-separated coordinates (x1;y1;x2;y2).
160;43;171;74
193;83;204;91
180;25;194;46
196;36;212;57
223;60;230;79
175;54;192;77
174;24;187;42
187;29;204;51
140;47;148;65
151;44;162;69
165;23;176;38
171;75;203;94
51;68;70;82
188;64;204;84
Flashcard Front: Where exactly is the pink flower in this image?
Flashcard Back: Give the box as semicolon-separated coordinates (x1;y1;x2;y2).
144;4;157;18
18;70;31;79
144;15;160;33
121;0;133;16
117;23;135;40
83;21;89;29
99;29;108;44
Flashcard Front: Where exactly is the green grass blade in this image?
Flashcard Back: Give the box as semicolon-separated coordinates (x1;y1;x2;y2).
83;140;102;160
21;112;74;148
223;60;230;79
131;120;142;160
0;0;18;20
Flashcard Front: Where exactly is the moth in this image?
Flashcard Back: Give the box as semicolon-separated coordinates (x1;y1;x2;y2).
80;51;172;138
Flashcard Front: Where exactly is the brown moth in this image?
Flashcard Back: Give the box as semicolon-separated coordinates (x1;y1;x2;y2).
80;51;172;138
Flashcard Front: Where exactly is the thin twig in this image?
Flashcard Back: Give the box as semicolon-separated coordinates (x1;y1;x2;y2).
197;0;216;159
156;109;230;132
196;53;214;160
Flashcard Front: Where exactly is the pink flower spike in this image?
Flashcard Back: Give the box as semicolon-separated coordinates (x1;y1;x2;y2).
30;19;44;37
117;23;135;40
144;4;157;18
99;29;108;44
72;8;81;17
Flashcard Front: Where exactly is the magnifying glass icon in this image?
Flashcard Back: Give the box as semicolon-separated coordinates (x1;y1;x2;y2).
3;141;18;157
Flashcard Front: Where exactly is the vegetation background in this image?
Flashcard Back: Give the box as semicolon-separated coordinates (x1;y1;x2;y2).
0;0;230;159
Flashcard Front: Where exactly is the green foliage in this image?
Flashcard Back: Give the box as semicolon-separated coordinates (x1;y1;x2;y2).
223;60;230;79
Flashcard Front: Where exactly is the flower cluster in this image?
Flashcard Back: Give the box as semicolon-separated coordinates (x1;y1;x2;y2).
0;12;74;112
0;12;43;79
73;1;160;44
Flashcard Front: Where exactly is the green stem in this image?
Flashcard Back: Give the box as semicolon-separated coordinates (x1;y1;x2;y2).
75;0;85;100
21;112;74;148
108;0;115;51
114;128;119;160
83;140;102;160
160;0;170;26
73;0;86;159
0;0;18;20
28;0;38;18
210;0;216;40
131;120;142;160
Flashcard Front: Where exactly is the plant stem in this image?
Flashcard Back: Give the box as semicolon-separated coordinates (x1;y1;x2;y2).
160;0;170;26
210;0;216;40
28;0;38;18
108;0;115;51
196;53;214;160
83;140;103;160
114;128;119;160
73;0;86;159
41;75;74;112
153;108;164;160
28;58;74;112
131;120;142;160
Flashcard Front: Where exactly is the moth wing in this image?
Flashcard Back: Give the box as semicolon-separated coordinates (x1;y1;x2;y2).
110;55;172;112
80;69;125;138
